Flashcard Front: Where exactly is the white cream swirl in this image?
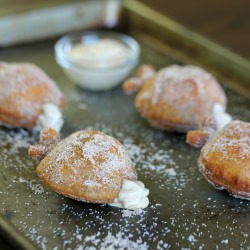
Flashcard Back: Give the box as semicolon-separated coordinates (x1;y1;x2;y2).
109;179;149;209
213;103;232;131
35;103;64;132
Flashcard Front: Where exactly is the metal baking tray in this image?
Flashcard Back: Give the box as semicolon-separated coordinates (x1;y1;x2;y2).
0;1;249;249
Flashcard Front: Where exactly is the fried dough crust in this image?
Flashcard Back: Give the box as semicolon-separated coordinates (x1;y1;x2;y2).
198;120;250;199
0;62;64;128
30;130;137;204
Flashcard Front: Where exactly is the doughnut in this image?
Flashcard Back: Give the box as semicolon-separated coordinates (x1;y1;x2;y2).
123;64;228;133
0;62;64;128
29;129;138;204
198;120;250;199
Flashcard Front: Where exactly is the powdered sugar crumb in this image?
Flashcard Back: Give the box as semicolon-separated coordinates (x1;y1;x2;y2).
79;231;148;250
121;208;145;217
188;234;197;243
16;177;44;194
221;239;229;244
0;127;35;154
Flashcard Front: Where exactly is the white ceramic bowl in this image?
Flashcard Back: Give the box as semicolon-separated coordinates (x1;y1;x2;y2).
55;31;140;91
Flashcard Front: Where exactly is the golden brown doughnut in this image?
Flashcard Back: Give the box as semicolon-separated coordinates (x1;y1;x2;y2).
0;62;64;128
186;116;218;148
29;128;60;159
123;64;227;133
123;65;155;94
198;120;250;199
29;129;137;204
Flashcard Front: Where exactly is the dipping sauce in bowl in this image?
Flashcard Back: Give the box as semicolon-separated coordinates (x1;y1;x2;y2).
69;38;129;68
55;31;140;91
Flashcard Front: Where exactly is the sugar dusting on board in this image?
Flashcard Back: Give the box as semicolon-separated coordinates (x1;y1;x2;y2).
80;231;148;250
1;119;250;249
0;128;34;154
0;85;250;250
14;177;44;195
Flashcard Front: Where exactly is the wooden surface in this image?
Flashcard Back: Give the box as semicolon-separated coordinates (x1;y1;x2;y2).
138;0;250;59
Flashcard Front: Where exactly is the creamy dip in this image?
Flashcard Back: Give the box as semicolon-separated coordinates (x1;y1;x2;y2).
68;38;129;68
35;103;64;132
213;103;232;130
109;179;150;209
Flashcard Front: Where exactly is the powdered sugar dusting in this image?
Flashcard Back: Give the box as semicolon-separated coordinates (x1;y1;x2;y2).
203;120;250;161
121;208;145;217
80;231;148;250
135;64;227;131
0;127;35;154
153;64;214;104
82;180;102;188
81;132;133;189
1;45;250;249
1;103;250;249
17;177;44;194
0;62;63;127
37;130;136;202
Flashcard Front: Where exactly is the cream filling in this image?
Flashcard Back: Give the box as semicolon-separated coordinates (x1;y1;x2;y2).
213;103;232;131
69;38;129;68
109;179;149;209
35;103;64;132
